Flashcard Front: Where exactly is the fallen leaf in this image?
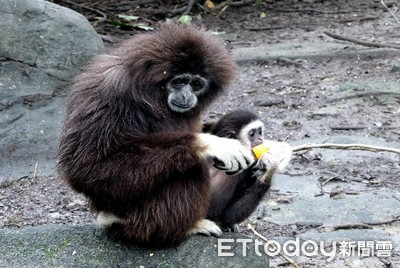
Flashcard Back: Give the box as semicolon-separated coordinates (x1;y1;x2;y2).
205;0;215;9
178;15;192;24
117;14;139;21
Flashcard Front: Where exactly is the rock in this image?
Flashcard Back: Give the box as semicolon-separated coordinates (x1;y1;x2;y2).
392;61;400;72
0;225;269;268
0;0;104;183
232;43;400;63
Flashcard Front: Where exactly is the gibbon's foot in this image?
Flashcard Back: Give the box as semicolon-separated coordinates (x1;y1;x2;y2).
187;219;223;237
197;133;255;175
96;211;124;229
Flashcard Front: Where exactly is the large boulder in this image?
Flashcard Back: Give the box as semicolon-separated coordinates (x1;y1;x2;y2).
0;0;104;183
0;224;269;267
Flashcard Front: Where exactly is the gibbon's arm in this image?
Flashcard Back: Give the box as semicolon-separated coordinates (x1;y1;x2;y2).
196;133;255;174
130;132;254;176
63;132;254;201
61;131;204;198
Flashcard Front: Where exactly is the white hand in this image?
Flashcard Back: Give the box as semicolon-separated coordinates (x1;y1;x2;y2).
262;140;292;171
197;133;255;174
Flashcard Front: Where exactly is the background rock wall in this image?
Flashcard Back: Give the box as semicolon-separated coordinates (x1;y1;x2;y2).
0;0;105;184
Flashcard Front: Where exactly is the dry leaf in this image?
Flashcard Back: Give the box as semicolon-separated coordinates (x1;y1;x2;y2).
205;0;215;9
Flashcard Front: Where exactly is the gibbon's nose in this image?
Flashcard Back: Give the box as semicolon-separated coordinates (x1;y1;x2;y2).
177;86;195;102
251;135;263;148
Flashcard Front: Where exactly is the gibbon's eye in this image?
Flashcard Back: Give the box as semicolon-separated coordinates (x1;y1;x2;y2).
248;129;256;139
258;127;263;136
171;77;189;89
191;78;205;91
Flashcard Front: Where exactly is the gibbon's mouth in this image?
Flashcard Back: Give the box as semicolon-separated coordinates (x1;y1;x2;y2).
169;98;197;113
170;101;194;112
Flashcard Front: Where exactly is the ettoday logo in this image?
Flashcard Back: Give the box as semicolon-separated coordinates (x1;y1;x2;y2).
217;238;392;262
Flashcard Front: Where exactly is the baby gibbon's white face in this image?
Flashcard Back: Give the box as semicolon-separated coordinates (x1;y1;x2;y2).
239;120;265;149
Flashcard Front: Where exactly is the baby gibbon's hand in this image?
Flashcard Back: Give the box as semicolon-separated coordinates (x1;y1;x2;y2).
261;140;292;171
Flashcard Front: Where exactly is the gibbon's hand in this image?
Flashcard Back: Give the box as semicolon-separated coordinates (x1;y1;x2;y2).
258;153;279;172
261;140;292;171
197;133;255;175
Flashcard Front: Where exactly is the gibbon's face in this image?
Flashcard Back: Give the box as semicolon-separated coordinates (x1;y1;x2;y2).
239;120;265;149
166;73;209;113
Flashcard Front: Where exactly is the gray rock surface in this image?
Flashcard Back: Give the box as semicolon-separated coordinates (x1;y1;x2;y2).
232;42;400;63
257;135;400;257
392;61;400;72
0;224;269;268
0;0;104;183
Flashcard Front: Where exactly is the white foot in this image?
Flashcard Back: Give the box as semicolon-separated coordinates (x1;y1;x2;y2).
187;219;223;237
96;211;123;229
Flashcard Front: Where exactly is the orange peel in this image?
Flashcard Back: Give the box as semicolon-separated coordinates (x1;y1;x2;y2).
252;143;269;159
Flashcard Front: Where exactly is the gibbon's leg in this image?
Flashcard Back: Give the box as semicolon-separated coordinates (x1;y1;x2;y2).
98;162;220;247
219;144;292;231
220;157;278;230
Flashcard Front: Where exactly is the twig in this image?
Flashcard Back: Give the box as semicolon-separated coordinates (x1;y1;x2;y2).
315;182;330;197
320;175;347;186
182;0;197;15
215;0;253;10
58;0;107;20
337;15;379;23
244;25;288;31
381;0;400;24
32;161;38;181
329;126;367;130
129;0;159;6
282;133;292;142
324;31;400;50
330;125;398;130
170;6;187;16
247;224;301;268
273;8;354;14
292;143;400;154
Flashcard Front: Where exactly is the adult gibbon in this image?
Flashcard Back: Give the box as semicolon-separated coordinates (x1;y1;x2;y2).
58;22;254;247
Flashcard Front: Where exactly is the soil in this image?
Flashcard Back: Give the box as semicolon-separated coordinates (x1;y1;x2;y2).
1;0;399;267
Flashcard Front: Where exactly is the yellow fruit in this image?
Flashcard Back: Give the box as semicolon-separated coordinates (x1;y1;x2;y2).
252;143;269;159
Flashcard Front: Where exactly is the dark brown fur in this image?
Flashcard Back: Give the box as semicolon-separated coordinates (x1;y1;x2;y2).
58;22;238;247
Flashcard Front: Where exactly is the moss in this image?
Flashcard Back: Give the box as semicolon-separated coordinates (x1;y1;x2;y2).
44;238;71;259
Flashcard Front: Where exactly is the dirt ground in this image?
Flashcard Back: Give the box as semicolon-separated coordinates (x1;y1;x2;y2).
1;0;399;267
